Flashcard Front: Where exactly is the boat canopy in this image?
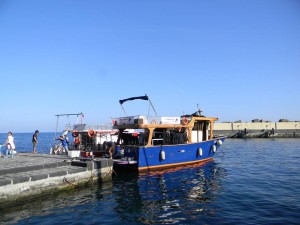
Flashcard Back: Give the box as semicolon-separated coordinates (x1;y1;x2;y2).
119;94;158;116
119;95;149;105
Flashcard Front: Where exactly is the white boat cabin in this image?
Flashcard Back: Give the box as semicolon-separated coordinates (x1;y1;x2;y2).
113;115;218;147
70;123;118;150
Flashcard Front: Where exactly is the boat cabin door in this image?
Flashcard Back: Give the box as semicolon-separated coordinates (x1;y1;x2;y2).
192;121;209;142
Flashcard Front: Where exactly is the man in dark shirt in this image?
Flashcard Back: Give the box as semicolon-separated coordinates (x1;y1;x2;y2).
32;130;39;153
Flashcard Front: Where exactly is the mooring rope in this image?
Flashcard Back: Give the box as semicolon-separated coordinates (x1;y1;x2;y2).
63;177;79;188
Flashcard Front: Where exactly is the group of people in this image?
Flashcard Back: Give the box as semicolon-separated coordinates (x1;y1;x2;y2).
1;129;76;157
0;127;84;158
1;131;16;158
1;130;40;158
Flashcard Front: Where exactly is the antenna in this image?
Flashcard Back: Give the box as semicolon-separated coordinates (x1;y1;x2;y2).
197;104;202;116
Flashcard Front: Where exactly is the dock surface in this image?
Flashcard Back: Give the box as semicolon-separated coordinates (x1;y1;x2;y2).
0;153;113;208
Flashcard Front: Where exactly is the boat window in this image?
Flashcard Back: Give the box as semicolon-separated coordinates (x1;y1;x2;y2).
152;128;188;146
193;122;202;131
117;129;149;146
119;132;139;145
152;129;164;145
193;121;209;141
138;129;149;146
79;133;95;150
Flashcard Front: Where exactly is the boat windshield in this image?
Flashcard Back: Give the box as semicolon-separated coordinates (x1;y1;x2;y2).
152;128;188;145
117;127;189;146
117;129;149;146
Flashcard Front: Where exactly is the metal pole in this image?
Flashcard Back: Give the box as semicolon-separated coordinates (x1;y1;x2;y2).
53;115;59;146
120;104;127;116
148;98;158;116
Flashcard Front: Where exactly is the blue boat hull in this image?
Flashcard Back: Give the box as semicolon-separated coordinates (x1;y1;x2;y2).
114;137;225;171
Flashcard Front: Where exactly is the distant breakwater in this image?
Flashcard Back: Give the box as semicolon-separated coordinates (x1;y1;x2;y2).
214;121;300;138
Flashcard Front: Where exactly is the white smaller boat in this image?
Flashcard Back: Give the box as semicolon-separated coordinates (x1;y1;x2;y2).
50;113;117;158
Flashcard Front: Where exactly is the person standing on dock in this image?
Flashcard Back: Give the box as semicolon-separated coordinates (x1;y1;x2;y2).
2;131;16;158
32;130;39;154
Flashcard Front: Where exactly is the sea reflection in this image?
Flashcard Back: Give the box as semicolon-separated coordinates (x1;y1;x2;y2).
0;161;225;224
112;161;226;224
0;182;114;225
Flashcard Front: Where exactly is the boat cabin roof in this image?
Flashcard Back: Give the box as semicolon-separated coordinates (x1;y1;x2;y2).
113;115;218;130
72;123;117;134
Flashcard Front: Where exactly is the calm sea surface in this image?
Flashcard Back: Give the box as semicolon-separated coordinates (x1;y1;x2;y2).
0;133;299;225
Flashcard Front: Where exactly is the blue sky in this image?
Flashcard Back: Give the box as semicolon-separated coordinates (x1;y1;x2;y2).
0;0;299;132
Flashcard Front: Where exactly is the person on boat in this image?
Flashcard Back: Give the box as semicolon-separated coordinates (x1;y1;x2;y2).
74;136;80;149
65;136;69;147
57;135;69;153
103;141;115;158
32;130;39;154
2;131;16;158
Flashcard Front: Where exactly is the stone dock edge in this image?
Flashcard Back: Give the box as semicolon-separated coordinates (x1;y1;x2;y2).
0;153;113;209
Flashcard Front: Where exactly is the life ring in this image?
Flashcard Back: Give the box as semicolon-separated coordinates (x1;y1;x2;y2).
151;120;156;124
72;130;79;137
182;117;188;125
88;129;95;138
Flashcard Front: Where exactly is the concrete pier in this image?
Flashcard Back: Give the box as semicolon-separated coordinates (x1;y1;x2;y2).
214;121;300;138
0;153;113;208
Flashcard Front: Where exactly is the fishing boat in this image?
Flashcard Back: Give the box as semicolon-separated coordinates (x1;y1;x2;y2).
112;95;226;171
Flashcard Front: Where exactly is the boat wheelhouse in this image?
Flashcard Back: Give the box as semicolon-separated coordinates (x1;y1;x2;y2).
112;95;226;171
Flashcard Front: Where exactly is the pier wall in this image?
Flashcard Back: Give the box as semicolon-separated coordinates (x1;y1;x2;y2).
0;154;113;208
214;122;300;138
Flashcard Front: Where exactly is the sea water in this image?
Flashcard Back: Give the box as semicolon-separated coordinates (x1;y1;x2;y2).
0;132;57;154
0;134;299;225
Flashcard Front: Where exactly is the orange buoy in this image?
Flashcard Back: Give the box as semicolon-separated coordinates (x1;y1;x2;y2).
182;117;188;125
88;129;95;138
72;130;79;137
